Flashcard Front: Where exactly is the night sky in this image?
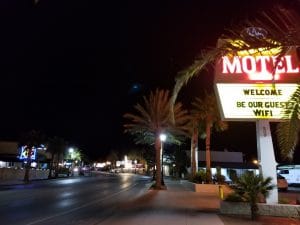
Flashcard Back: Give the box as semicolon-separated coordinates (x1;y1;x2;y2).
0;0;299;162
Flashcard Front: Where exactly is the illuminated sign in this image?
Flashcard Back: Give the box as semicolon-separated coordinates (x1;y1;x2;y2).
19;146;37;160
215;46;300;82
222;55;299;80
216;83;297;120
214;45;300;121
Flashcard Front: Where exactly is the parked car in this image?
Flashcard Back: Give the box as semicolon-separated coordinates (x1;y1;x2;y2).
277;174;288;191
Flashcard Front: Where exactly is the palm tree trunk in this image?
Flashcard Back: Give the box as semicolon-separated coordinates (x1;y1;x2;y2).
250;202;258;220
23;147;32;182
155;137;162;189
48;153;54;179
191;126;198;176
205;118;212;183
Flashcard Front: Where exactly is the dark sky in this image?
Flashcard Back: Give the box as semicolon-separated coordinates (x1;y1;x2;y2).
0;0;299;162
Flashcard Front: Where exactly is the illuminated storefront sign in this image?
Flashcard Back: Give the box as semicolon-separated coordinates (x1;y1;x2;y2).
216;83;297;120
214;45;300;121
222;55;299;80
19;146;37;160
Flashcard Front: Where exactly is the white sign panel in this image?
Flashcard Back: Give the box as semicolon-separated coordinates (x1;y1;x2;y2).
215;83;298;120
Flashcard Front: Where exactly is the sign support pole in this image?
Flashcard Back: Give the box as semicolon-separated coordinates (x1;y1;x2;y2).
256;120;278;204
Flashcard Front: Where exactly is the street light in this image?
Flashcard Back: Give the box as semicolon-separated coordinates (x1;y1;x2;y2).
68;147;74;172
69;147;74;156
160;133;167;185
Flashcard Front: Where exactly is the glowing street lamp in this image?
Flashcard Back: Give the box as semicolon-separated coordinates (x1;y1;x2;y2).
68;147;75;172
69;147;74;153
159;134;166;142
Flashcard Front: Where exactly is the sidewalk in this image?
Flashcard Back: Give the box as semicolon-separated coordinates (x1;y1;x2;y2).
99;178;224;225
98;178;300;225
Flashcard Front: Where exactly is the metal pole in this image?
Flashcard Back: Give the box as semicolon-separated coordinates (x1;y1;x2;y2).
161;141;164;185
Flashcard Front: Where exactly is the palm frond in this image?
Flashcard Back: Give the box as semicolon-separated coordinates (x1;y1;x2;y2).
277;104;300;160
276;84;300;160
123;89;190;146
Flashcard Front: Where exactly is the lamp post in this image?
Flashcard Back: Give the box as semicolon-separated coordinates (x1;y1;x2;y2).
134;160;137;174
159;133;167;185
68;147;74;171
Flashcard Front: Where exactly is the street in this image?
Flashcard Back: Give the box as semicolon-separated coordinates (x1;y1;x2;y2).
0;173;299;225
0;173;152;225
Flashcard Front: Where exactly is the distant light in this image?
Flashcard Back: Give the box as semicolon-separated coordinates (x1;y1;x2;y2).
96;163;106;168
68;148;74;153
160;134;167;142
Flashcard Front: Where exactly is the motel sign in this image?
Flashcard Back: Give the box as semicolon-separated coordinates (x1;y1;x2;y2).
214;46;300;121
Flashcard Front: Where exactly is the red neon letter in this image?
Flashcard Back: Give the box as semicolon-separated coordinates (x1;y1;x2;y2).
285;55;299;73
222;56;242;73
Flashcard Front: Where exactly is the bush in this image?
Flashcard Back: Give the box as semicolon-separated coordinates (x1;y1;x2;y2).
228;169;238;183
225;192;244;202
213;174;226;184
205;169;212;183
191;170;206;184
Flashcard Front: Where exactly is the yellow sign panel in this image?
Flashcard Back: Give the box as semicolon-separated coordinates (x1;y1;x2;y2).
215;83;297;120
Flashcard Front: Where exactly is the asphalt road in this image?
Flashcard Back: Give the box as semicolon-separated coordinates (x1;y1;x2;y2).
0;173;152;225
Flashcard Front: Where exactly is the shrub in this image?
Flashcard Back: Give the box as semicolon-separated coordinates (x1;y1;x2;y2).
213;167;226;184
232;171;274;220
213;174;226;184
228;169;238;183
225;192;244;202
205;169;212;183
191;170;206;184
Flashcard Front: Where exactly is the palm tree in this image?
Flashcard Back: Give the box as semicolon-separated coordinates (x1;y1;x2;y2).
191;93;228;183
47;136;67;178
124;89;190;189
234;171;274;220
19;130;45;182
276;85;300;160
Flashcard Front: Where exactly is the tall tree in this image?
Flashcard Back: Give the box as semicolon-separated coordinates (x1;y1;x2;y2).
20;130;45;182
124;89;190;189
47;136;67;178
191;93;228;182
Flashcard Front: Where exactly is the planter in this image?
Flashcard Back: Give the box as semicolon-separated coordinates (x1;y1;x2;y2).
220;200;300;218
220;201;251;216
